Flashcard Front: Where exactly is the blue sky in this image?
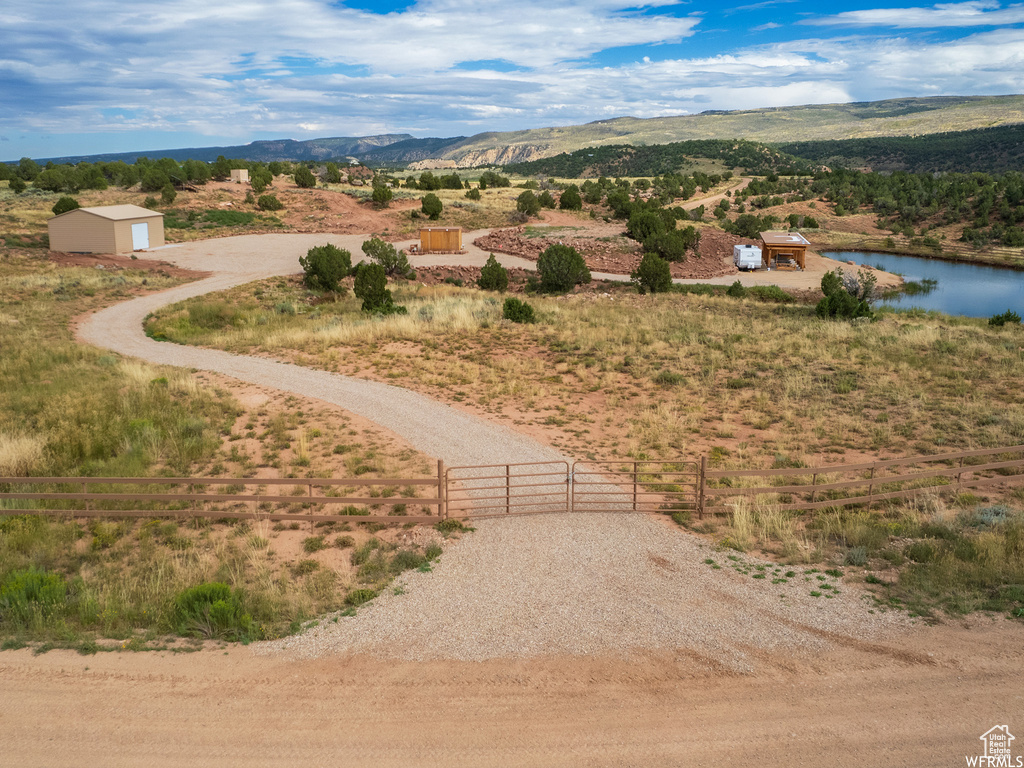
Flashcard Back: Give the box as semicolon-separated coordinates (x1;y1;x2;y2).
3;0;1024;160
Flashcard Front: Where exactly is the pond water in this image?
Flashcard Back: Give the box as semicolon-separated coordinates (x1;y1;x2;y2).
821;251;1024;319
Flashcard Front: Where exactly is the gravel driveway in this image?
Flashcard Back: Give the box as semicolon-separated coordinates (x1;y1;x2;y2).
78;232;910;665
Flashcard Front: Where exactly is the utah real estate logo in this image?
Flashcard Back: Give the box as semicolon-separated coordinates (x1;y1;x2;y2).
966;726;1022;767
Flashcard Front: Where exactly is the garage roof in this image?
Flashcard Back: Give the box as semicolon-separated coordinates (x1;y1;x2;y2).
54;204;164;221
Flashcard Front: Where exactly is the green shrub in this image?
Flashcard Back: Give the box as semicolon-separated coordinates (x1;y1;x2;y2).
294;165;317;188
421;193;443;219
559;185;583;211
353;263;406;314
503;297;536;323
815;269;872;320
845;546;868;566
905;541;937;563
516;190;541;216
989;309;1022;326
478;254;509;291
323;163;342;184
747;285;794;303
537;243;590;293
390;549;427;573
51;196;80;216
435;518;471;533
8;177;26;194
653;370;685;386
0;568;68;625
202;210;256;227
644;228;698;262
630;252;672;294
161;184;177;205
257;194;284;211
303;535;327;553
345;588;378;606
371;182;393;207
726;280;747;298
626;209;666;243
350;538;383;566
299;244;352;292
173;582;255;641
465;188;481;201
361;237;412;278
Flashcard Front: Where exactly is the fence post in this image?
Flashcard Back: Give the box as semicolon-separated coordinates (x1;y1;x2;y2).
506;464;511;514
810;473;818;504
437;460;446;519
957;455;964;491
867;465;876;511
698;456;707;520
632;462;639;512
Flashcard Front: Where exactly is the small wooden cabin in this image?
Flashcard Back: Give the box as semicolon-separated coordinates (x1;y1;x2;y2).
418;227;463;254
48;205;165;254
759;232;810;270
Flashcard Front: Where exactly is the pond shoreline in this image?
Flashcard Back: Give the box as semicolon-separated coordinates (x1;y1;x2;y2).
821;250;1024;318
817;243;1024;272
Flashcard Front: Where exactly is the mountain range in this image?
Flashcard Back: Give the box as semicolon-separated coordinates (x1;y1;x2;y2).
21;94;1024;169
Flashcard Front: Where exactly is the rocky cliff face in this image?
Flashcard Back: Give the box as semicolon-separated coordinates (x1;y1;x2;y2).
446;144;551;168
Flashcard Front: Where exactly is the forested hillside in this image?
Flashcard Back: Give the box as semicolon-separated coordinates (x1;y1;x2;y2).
506;140;815;178
778;124;1024;174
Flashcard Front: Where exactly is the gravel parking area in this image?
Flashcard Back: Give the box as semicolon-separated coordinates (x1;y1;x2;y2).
263;511;909;668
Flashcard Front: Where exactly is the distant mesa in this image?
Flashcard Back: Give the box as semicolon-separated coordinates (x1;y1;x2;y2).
10;94;1024;172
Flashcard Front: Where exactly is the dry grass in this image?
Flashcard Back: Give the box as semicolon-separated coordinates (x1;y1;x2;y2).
0;248;448;648
146;281;1024;472
0;433;46;476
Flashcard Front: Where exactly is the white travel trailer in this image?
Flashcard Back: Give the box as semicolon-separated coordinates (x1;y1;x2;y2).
733;244;762;271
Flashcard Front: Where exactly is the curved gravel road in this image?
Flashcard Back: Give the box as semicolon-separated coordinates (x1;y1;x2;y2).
76;231;909;665
78;233;561;468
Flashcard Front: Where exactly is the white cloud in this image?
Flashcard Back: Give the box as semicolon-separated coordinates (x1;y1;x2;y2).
803;0;1024;28
2;0;1024;157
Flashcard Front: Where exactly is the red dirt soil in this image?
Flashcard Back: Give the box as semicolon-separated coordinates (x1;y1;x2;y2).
474;225;748;279
1;619;1020;767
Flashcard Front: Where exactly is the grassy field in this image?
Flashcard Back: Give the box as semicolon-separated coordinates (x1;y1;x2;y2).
146;280;1024;462
3;166;1024;643
142;276;1024;620
0;249;450;650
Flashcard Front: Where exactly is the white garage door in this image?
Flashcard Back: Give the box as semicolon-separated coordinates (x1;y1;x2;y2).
131;222;149;250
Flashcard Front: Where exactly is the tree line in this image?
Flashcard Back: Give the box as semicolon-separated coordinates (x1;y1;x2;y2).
506;139;815;178
777;124;1024;175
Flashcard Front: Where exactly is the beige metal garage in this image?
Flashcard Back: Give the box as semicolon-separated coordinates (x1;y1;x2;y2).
48;205;165;254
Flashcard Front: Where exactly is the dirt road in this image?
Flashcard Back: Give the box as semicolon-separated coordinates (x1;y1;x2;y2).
2;619;1021;767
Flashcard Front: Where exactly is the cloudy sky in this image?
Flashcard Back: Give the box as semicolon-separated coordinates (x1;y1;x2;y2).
3;0;1024;160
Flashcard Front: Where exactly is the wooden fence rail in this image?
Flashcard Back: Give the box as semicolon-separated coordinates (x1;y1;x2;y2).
3;445;1023;524
699;445;1024;516
0;461;448;524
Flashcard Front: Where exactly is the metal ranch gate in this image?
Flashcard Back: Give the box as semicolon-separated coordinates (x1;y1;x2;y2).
444;460;699;518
